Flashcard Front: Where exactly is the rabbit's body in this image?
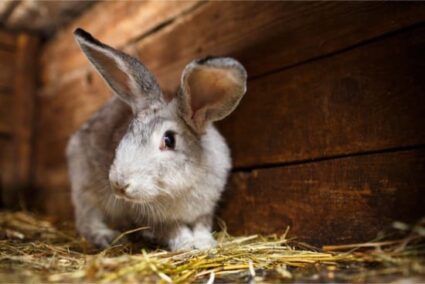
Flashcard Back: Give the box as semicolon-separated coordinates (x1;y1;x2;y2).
67;98;230;248
68;29;246;250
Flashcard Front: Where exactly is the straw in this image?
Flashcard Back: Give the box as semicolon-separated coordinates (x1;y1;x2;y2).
0;210;423;283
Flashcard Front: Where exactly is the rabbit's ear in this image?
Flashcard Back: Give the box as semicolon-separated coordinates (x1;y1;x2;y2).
179;57;247;133
74;28;163;112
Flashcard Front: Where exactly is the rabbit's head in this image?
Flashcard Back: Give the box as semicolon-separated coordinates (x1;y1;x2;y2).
74;28;247;203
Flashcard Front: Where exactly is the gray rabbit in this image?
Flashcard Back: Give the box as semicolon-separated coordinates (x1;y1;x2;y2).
67;28;247;251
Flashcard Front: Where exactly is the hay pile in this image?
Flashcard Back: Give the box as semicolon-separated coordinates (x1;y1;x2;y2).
0;211;424;283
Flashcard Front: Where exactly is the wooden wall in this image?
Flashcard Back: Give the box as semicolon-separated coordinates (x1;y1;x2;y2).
0;1;95;36
0;29;38;208
33;2;425;244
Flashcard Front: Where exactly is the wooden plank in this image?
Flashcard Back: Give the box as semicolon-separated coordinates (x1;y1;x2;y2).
0;49;15;88
218;149;425;245
217;25;425;168
0;138;15;207
0;29;16;208
0;94;12;134
0;33;39;209
136;1;425;93
10;34;39;201
40;0;202;90
5;1;95;35
33;74;111;173
32;73;112;192
0;29;16;49
35;71;111;150
31;165;74;220
41;191;74;221
36;25;425;170
40;2;425;95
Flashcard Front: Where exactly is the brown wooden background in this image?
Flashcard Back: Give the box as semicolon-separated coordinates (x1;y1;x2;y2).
0;30;38;208
1;2;425;245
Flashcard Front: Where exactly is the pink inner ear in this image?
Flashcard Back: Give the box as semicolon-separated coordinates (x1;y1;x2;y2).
187;67;240;114
90;48;132;95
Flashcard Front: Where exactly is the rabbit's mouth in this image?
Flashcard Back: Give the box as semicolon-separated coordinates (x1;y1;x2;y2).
114;192;135;202
112;186;139;202
113;187;160;204
111;181;145;201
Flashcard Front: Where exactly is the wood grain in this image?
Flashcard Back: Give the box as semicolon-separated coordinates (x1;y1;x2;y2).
0;138;14;207
0;34;38;208
218;149;425;245
40;0;202;89
30;166;74;221
0;94;12;134
0;29;16;49
217;25;425;168
0;30;16;208
136;1;425;93
35;25;425;172
34;74;111;173
40;2;425;95
12;34;39;194
0;49;15;88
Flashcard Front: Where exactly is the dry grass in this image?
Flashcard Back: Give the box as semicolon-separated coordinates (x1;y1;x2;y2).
0;211;424;283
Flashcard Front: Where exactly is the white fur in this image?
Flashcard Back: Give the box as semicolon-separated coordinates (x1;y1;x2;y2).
69;29;246;251
68;106;231;250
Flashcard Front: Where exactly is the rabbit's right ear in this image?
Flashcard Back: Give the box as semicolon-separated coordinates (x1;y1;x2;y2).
74;28;163;112
178;57;247;133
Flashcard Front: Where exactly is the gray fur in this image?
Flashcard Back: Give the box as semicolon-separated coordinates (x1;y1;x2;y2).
67;28;247;251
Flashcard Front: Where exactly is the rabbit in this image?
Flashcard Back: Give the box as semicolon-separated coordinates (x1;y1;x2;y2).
66;28;247;251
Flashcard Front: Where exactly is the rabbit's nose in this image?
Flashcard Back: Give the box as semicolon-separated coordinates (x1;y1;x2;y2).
111;181;130;195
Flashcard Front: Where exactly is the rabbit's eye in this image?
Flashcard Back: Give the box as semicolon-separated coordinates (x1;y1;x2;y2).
161;130;176;150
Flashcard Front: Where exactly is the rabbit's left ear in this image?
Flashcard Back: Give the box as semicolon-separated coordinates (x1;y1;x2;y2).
179;57;247;133
74;28;163;113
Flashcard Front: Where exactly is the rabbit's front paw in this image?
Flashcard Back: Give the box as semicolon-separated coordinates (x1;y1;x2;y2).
192;231;216;250
87;229;121;248
168;229;194;251
168;225;216;251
